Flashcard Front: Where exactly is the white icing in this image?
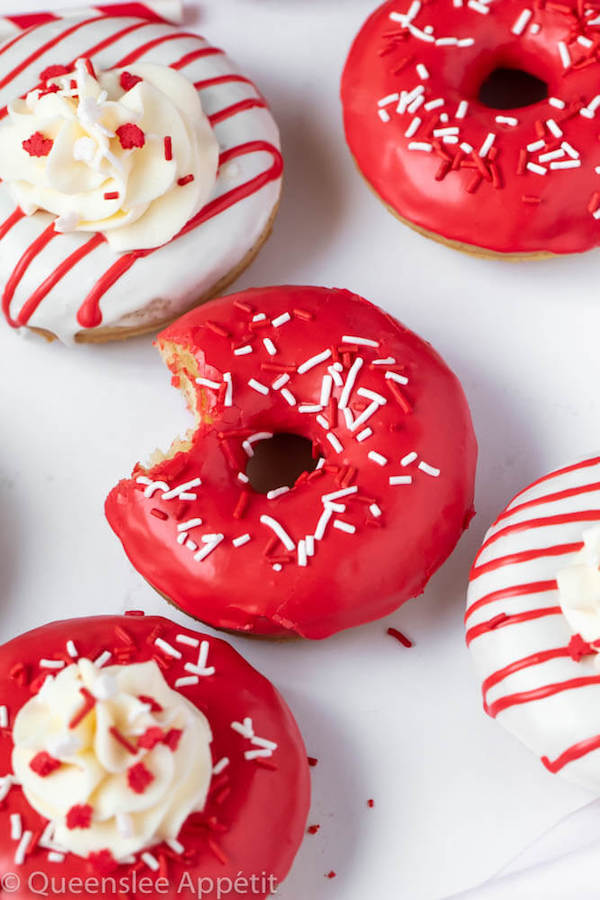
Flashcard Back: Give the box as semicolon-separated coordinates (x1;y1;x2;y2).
12;659;212;860
557;526;600;644
0;58;218;251
0;17;281;343
466;455;600;793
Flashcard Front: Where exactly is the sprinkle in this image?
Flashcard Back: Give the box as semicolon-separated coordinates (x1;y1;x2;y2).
550;159;581;169
460;141;473;153
237;473;249;484
141;852;160;872
322;486;358;503
66;804;92;829
263;338;277;356
245;748;273;760
408;141;433;151
297;349;332;374
370;503;382;518
234;345;253;356
319;374;333;407
272;312;291;327
378;92;400;107
419;461;440;476
233;533;252;547
298;540;308;567
546;118;563;138
339;357;364;410
194;534;224;562
10;813;22;840
175;676;199;687
248;378;269;395
69;687;96;728
299;404;323;413
128;762;155;794
588;95;600;113
272;564;283;572
333;520;356;534
561;141;579;158
387;627;413;647
416;63;429;79
167;838;185;854
328;365;344;387
280;388;297;406
213;758;230;776
267;486;290;500
260;515;295;551
94;650;112;668
103;191;119;200
39;659;65;669
223;372;233;407
580;107;594;119
15;831;32;866
456;100;469;120
404;117;422;138
511;8;532;33
558;41;571;68
526;162;547;175
527;139;545;152
389;475;413;485
350;400;380;432
176;634;200;648
342;335;379;347
306;535;315;557
272;373;290;390
195;376;221;389
356;427;373;442
0;706;7;729
314;507;333;541
177;174;195;186
66;640;78;658
378;109;390;124
161;477;202;501
116;123;145;149
231;718;255;739
29;752;61;777
578;35;594;47
22;131;53;157
154;638;182;659
48;852;65;862
326;433;344;454
433;127;459;137
538;149;565;162
368;451;388;466
549;97;566;109
495;115;518;126
479;133;496;158
164;135;173;160
253;313;266;322
468;0;490;12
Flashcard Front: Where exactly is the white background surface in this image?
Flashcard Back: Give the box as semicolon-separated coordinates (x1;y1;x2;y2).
1;0;599;897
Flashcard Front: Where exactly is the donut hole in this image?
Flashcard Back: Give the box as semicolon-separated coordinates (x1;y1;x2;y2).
246;433;317;494
478;67;548;109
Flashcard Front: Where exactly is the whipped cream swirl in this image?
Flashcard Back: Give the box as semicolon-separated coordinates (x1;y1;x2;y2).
12;659;213;860
0;58;219;251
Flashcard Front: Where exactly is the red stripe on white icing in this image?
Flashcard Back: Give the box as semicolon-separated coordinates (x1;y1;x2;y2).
464;579;557;624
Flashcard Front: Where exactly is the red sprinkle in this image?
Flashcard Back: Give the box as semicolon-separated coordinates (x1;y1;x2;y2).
387;627;413;648
22;132;53;158
308;756;319;767
163;728;183;751
164;136;173;161
138;694;163;712
66;804;93;829
109;726;138;754
568;633;594;662
69;687;96;729
116;123;145;150
307;824;320;835
367;798;375;808
83;58;96;79
128;762;155;794
177;174;195;187
40;64;70;82
124;610;145;617
119;71;142;91
104;191;119;200
29;751;61;777
138;727;164;750
326;871;337;879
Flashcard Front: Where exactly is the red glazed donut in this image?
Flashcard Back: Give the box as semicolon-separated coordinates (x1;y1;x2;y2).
342;0;600;256
0;614;310;899
106;286;477;639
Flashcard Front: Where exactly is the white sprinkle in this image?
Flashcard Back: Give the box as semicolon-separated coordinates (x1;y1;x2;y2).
593;208;600;219
176;634;200;648
434;127;460;137
142;852;160;872
456;100;469;119
511;8;532;34
350;400;380;432
333;520;356;535
298;540;307;567
328;365;344;387
0;707;8;729
342;335;379;348
436;37;458;45
213;757;230;776
526;162;547;175
424;98;445;111
342;407;354;430
468;0;490;12
233;533;251;548
10;814;22;841
305;535;315;557
272;312;291;327
117;813;134;838
378;92;400;107
194;533;224;562
479;133;496;158
251;735;278;751
48;852;65;863
580;107;594;119
578;35;594;47
66;640;78;659
440;113;450;123
178;518;203;532
320;374;333;407
244;432;273;455
407;93;425;113
385;370;409;386
175;676;200;687
357;386;387;405
223;372;233;407
550;158;581;169
316;414;330;430
546;118;563;138
314;506;333;541
389;475;413;485
562;141;579;159
15;830;32;866
186;540;198;551
234;345;253;356
245;748;273;760
589;95;600;114
368;451;388;466
195;376;221;389
40;659;65;670
326;432;344;453
356;427;373;442
549;97;566;109
154;638;182;659
495;115;518;126
299;404;323;413
416;63;429;79
419;461;441;476
177;531;189;544
372;357;396;366
0;778;14;805
272;564;283;572
272;373;290;390
94;650;112;668
339;357;364;410
248;378;269;395
325;501;346;513
527;139;545;152
322;486;358;504
280;388;297;407
231;718;255;739
401;451;418;466
378;110;391;124
460;141;473;153
161;477;202;501
237;472;249;484
404;117;422;138
260;515;295;551
408;141;433;152
538;148;565;163
297;349;331;375
442;135;459;144
267;486;290;500
252;313;266;322
558;41;571;68
370;503;382;518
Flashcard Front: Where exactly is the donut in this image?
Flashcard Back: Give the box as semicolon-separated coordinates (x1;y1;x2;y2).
105;285;477;639
0;14;282;343
341;0;600;257
465;454;600;791
0;612;310;898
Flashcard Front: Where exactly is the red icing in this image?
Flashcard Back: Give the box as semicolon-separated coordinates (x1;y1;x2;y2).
69;687;96;728
29;751;61;777
341;0;600;255
66;804;93;829
568;633;595;661
128;762;154;793
0;615;309;899
39;64;70;81
116;122;145;149
22;131;53;157
138;694;163;712
105;286;477;639
119;70;142;91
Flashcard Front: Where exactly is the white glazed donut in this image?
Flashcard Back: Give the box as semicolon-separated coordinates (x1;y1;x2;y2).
466;454;600;792
0;14;282;343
